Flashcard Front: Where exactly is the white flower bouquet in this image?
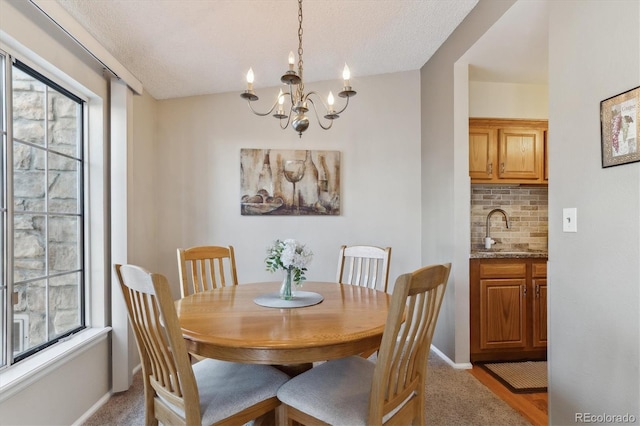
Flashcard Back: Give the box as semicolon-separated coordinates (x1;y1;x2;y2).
265;239;313;283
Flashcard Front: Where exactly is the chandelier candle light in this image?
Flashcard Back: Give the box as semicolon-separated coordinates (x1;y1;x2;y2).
240;0;356;137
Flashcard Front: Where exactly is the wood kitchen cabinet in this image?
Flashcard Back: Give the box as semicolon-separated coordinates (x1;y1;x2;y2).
470;258;548;362
469;127;497;181
469;118;548;185
544;130;549;182
532;262;547;347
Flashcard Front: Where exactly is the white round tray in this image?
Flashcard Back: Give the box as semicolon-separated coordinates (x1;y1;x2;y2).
253;291;324;308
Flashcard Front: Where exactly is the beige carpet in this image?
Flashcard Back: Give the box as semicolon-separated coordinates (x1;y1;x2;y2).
480;361;548;394
83;352;530;425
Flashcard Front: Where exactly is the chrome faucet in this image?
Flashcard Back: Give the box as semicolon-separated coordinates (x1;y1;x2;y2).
485;208;510;249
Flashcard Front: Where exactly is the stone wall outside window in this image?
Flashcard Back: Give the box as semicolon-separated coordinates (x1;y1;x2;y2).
12;69;82;352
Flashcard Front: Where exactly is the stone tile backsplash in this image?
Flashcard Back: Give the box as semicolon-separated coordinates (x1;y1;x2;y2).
471;185;548;251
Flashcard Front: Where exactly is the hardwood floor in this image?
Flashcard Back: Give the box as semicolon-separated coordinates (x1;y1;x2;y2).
469;364;548;425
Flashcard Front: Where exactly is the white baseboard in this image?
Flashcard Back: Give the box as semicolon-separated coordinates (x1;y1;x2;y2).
72;362;142;426
72;392;111;426
430;344;472;369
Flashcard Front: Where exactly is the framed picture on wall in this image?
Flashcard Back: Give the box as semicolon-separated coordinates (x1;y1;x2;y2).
601;85;640;168
240;148;340;216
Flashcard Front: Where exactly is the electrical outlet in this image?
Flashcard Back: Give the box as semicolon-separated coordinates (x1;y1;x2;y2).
563;208;577;232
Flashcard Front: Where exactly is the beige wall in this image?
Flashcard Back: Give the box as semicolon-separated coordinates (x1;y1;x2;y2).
130;92;160;273
150;71;423;298
548;1;639;423
421;0;516;364
469;81;548;119
0;341;109;425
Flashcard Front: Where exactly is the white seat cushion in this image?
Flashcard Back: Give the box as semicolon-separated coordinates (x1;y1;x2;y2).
164;359;290;425
277;356;375;426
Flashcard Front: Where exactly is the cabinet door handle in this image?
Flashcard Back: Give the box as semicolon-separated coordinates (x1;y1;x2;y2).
501;162;505;173
487;162;493;175
522;285;527;297
535;284;540;298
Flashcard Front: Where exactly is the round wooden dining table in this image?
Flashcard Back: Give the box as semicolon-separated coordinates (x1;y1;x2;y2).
175;281;391;365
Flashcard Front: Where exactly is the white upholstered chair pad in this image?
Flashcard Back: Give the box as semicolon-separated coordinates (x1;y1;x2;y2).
277;356;376;426
162;358;289;425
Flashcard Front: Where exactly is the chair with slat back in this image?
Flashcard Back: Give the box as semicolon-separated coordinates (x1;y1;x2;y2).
177;245;238;298
277;263;451;426
115;264;289;426
336;245;392;292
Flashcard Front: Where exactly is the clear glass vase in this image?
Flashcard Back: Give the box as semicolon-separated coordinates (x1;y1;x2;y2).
280;269;294;300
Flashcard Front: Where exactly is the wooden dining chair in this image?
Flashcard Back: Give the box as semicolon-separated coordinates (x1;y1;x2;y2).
115;264;290;426
177;245;238;297
277;263;451;426
336;245;392;292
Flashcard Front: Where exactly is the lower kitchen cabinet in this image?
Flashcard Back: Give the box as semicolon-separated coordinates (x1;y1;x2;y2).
532;262;547;348
470;258;548;362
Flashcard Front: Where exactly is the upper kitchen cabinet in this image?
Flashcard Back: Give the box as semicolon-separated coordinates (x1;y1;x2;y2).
469;127;497;181
469;118;548;185
544;130;548;182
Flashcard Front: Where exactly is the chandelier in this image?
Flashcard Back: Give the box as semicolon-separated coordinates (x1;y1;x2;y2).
240;0;356;137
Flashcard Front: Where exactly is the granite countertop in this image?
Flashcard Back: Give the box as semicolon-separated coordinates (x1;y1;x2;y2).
470;249;548;259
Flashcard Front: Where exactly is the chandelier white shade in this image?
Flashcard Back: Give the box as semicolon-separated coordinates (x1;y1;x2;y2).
240;0;356;136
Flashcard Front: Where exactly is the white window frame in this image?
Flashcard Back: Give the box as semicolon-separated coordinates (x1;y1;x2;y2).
0;42;110;402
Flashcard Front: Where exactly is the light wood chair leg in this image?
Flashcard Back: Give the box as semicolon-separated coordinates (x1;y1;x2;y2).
275;404;289;426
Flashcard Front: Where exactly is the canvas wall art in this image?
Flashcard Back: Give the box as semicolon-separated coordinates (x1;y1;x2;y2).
601;85;640;167
241;149;340;215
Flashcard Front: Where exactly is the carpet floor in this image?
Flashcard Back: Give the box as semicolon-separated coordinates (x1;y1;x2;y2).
479;361;548;394
83;352;530;425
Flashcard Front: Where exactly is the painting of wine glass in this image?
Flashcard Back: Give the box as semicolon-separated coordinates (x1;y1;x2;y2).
240;148;340;215
283;160;305;211
601;85;640;168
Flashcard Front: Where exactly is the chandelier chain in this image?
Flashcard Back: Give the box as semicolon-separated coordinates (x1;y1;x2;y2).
297;0;304;94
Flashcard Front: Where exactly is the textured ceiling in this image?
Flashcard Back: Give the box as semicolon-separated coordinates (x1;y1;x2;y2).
55;0;479;100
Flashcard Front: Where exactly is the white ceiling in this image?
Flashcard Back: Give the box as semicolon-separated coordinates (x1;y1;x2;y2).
466;0;549;85
54;0;548;101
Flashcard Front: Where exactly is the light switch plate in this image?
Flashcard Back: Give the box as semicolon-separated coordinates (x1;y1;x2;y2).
563;208;577;232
